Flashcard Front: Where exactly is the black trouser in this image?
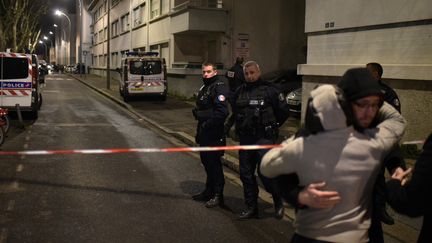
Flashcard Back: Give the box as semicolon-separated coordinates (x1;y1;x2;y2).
239;136;277;207
369;145;406;243
199;135;225;196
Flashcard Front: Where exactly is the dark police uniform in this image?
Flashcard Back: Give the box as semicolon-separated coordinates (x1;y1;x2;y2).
368;79;405;243
230;78;289;217
225;62;245;93
193;75;229;202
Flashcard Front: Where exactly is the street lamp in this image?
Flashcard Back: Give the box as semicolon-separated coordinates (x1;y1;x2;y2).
55;10;71;65
43;36;53;63
39;40;48;61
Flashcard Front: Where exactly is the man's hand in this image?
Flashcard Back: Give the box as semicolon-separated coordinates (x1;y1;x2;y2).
298;182;341;209
391;167;412;186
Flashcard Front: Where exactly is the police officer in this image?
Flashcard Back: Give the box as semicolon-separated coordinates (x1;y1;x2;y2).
366;62;406;243
192;62;229;208
226;61;289;220
225;57;245;95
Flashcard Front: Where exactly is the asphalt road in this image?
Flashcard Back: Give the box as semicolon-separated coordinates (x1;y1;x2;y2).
0;75;295;242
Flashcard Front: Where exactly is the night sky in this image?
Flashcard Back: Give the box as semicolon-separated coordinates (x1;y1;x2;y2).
36;0;77;57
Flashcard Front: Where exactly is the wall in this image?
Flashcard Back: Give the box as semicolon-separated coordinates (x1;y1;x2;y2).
299;0;432;142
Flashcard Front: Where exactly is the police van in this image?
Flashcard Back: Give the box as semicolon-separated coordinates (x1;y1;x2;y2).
0;51;42;119
118;51;167;101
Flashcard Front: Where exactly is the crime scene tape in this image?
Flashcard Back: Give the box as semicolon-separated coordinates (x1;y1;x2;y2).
0;144;282;156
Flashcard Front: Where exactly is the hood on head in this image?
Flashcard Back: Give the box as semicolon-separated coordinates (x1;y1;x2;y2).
305;85;349;133
337;67;383;101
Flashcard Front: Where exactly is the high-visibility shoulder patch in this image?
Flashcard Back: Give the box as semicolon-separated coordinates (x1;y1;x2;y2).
279;93;285;101
218;95;226;102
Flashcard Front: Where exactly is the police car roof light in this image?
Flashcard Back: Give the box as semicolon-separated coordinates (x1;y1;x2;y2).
126;51;159;57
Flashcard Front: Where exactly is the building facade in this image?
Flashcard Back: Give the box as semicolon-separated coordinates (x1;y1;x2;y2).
86;0;306;97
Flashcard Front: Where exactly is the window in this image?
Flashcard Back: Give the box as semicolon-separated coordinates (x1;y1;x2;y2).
112;0;120;6
150;0;160;19
129;61;162;75
133;4;145;27
94;33;98;44
0;57;29;79
99;30;103;42
121;13;130;32
161;0;169;15
111;52;119;68
111;20;118;37
104;27;108;40
150;42;169;67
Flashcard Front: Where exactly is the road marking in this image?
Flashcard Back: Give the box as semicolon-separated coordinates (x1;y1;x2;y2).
33;123;112;127
6;200;15;212
16;164;24;173
0;228;8;243
43;90;60;93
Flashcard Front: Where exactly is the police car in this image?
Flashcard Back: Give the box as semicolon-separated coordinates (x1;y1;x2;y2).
0;51;42;119
117;51;167;101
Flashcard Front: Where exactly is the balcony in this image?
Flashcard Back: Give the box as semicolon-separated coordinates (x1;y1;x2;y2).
170;1;227;34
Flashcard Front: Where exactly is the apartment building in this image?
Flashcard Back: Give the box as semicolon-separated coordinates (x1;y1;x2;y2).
87;0;306;96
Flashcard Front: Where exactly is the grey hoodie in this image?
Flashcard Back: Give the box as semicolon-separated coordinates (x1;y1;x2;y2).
260;84;406;243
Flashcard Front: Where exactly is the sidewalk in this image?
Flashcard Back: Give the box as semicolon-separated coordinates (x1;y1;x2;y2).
68;74;419;243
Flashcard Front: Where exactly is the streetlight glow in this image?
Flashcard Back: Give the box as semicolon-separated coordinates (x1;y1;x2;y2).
53;24;58;28
54;9;72;65
49;31;54;35
39;40;43;44
43;36;48;40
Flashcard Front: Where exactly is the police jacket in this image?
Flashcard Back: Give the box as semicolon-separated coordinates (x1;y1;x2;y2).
379;80;401;113
386;133;432;243
225;63;245;92
193;76;229;137
231;79;289;138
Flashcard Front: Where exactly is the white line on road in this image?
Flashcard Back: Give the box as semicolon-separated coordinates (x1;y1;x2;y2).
0;228;8;243
16;164;24;173
6;200;15;212
33;123;112;127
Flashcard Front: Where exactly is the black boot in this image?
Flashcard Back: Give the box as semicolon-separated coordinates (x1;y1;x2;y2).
192;189;213;202
380;208;395;225
205;194;224;208
238;206;258;220
273;195;284;219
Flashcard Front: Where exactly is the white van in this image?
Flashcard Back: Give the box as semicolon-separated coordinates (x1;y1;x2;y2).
118;52;167;101
0;51;42;119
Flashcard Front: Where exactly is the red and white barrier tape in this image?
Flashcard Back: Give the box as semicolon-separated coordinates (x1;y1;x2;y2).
402;140;424;145
0;139;424;156
0;144;282;156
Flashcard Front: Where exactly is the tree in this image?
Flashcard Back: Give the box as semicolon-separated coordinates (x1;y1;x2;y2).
0;0;49;52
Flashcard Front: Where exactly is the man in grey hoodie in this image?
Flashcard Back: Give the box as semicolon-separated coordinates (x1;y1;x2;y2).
260;68;406;243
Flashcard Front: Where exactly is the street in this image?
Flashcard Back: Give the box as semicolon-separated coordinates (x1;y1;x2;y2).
0;74;295;242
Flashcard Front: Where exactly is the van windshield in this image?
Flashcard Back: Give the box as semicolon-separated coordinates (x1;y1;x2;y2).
0;57;29;79
129;61;162;75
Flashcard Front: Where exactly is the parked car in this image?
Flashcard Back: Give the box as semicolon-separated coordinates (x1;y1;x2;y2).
286;87;302;115
261;69;302;95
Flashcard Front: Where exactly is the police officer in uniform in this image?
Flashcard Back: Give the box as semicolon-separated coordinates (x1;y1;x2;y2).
226;61;289;220
192;62;229;208
225;57;245;95
366;62;406;242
